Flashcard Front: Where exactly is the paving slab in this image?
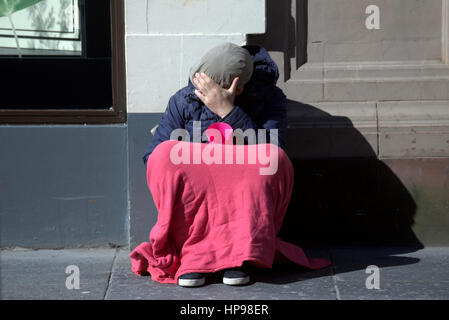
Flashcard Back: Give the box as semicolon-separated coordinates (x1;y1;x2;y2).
106;248;337;300
2;246;448;300
329;246;449;300
0;248;116;300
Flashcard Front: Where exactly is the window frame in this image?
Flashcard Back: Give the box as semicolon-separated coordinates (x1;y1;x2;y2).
0;0;126;124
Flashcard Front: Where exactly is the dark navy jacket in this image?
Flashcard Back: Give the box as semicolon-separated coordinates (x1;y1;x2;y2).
143;45;287;165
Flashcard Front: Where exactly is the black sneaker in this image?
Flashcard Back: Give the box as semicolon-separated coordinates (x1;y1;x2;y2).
178;273;206;287
223;267;250;286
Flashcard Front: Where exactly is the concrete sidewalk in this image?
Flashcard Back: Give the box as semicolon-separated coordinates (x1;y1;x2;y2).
1;246;448;300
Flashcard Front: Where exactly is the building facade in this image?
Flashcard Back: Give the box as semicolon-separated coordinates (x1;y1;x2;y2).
1;0;448;249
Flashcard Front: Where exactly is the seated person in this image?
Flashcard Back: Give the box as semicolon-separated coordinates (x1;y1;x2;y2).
130;42;331;287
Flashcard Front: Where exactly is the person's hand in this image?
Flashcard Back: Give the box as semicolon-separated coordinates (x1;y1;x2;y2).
193;72;239;119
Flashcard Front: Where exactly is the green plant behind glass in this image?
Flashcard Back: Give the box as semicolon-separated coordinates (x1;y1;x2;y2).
0;0;45;58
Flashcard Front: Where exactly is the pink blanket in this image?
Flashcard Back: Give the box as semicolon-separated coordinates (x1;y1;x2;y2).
130;140;331;284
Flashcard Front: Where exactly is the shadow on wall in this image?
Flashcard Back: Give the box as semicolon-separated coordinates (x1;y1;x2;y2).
247;0;423;251
281;100;422;249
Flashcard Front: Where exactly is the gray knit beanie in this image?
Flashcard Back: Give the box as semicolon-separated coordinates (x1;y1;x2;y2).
189;42;253;90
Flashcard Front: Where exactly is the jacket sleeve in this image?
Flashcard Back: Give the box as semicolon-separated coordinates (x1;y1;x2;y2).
220;87;287;149
142;95;185;165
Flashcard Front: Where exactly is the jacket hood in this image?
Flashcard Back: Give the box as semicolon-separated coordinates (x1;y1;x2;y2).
243;45;280;87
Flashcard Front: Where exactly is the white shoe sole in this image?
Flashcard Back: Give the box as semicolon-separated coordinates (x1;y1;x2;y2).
178;278;206;287
223;275;250;286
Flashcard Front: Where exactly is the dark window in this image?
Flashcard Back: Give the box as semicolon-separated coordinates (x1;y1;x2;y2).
0;0;126;124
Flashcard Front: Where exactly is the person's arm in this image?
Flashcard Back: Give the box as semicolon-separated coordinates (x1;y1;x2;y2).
142;95;185;165
193;72;288;149
220;87;288;149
